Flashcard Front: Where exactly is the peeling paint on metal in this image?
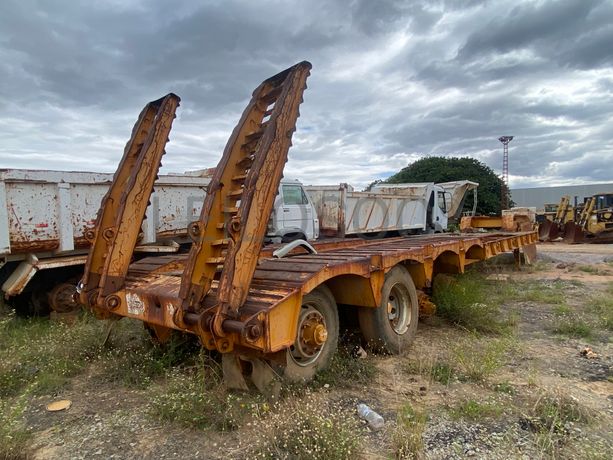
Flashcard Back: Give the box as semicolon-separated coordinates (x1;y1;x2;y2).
126;292;146;316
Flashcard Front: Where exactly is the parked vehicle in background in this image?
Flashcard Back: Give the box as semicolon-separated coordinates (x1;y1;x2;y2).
0;169;210;314
299;180;478;239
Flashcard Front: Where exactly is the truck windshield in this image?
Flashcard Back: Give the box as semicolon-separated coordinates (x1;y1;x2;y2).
283;185;308;205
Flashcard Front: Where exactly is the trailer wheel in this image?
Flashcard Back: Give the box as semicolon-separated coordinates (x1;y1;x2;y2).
359;265;418;354
283;285;339;382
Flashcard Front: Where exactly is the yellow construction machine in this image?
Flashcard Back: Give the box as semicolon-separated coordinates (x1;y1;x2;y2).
537;195;572;241
539;193;613;243
563;193;613;243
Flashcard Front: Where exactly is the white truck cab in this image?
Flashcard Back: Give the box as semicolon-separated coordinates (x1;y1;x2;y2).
431;186;450;233
267;179;319;242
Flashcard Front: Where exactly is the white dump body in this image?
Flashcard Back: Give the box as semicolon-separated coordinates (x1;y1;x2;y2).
375;181;479;223
0;169;210;259
304;183;436;237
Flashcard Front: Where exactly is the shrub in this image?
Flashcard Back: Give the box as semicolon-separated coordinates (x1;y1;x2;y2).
432;274;514;334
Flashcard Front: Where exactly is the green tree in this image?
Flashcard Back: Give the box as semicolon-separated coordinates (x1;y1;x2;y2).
384;156;511;215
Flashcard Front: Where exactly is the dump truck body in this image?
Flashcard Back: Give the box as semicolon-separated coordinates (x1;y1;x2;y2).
0;169;209;311
374;180;479;224
306;182;451;237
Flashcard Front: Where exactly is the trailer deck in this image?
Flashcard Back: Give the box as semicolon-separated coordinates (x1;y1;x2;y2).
110;231;537;355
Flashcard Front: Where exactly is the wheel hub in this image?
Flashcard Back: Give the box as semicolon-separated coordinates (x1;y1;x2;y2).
387;283;411;335
290;305;327;366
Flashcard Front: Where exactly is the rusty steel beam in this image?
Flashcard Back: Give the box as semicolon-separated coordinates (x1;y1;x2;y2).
79;94;180;308
177;61;312;336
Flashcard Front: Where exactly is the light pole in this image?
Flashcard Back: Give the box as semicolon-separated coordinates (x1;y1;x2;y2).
498;136;513;211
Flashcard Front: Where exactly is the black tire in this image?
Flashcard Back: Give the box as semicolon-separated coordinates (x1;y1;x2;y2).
283;285;339;382
358;265;418;354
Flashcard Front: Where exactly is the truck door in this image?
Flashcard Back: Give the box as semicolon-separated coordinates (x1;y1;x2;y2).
434;190;448;232
280;183;314;239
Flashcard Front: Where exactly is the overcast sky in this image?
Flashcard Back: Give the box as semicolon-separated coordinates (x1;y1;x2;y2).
1;0;612;189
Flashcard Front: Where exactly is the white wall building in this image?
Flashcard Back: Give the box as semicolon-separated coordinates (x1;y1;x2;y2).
511;183;613;210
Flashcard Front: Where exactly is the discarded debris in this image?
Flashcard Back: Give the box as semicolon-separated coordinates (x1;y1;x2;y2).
486;274;510;281
46;399;72;412
355;346;368;359
580;347;599;359
357;403;385;431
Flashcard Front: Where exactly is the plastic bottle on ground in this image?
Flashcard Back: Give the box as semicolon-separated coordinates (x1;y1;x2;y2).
357;403;385;430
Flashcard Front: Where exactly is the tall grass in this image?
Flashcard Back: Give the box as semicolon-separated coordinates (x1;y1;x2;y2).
432;273;516;334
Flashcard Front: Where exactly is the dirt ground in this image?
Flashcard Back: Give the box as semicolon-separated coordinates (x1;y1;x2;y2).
3;242;612;459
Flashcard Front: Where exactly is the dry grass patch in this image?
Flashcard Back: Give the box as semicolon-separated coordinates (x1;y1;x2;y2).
392;403;427;459
246;392;362;459
148;353;267;431
521;388;595;458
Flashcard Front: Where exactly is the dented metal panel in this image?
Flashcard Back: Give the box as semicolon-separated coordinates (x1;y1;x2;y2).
0;169;210;257
304;183;433;235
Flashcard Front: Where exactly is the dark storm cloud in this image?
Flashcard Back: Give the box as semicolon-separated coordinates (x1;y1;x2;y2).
0;0;612;189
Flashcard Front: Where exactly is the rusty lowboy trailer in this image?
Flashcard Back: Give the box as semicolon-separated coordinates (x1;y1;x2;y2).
78;61;538;388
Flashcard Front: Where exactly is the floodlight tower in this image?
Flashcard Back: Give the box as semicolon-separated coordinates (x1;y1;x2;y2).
498;135;513;211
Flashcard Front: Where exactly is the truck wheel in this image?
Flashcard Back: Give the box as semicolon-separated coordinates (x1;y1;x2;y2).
283;285;339;382
359;265;418;354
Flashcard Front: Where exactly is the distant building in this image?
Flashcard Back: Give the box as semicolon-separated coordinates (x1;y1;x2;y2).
511;183;613;210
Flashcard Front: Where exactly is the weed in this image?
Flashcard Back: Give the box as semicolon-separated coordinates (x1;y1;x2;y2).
313;345;377;388
448;399;503;420
404;357;456;385
393;403;427;459
526;367;539;387
0;312;104;397
452;336;513;382
98;324;200;388
430;362;455;385
523;389;593;457
248;392;362;459
588;288;613;331
149;352;266;431
493;381;516;395
576;265;610;275
432;273;515;334
0;313;198;398
0;393;30;460
512;280;567;304
552;304;572;316
553;316;593;339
